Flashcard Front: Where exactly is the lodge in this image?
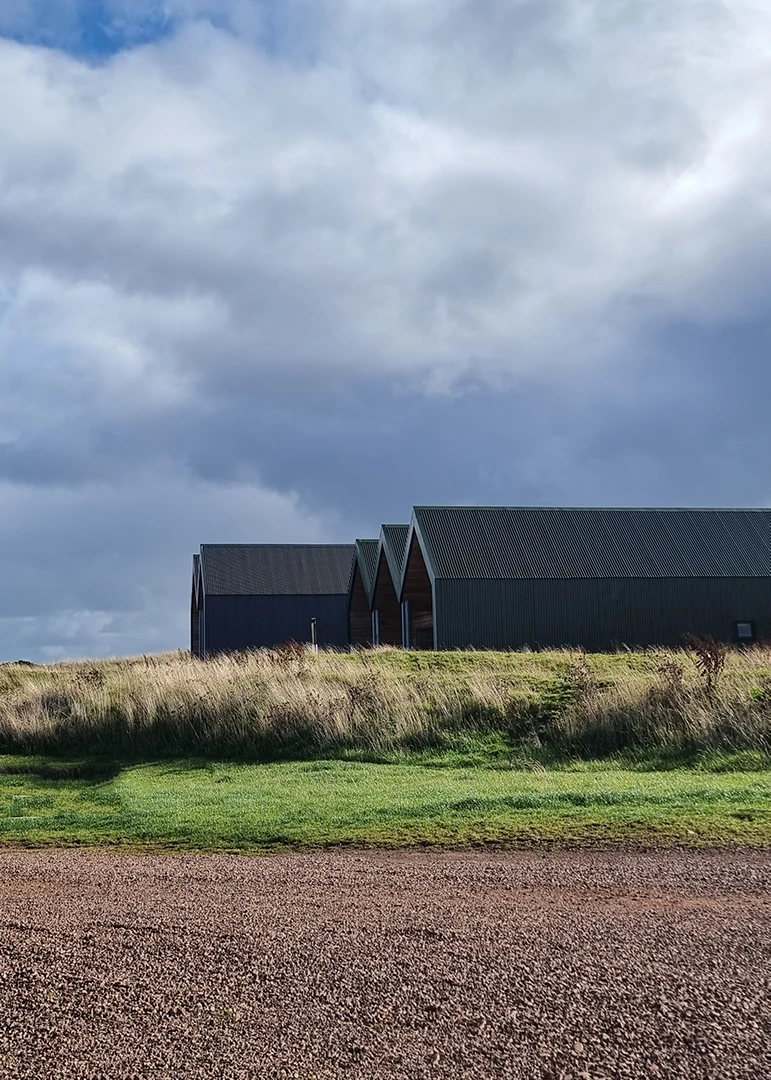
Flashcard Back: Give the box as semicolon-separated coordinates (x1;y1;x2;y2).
371;525;409;647
192;507;771;654
191;544;354;656
348;538;379;647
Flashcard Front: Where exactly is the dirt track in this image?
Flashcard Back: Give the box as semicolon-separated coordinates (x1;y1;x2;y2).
0;850;768;1079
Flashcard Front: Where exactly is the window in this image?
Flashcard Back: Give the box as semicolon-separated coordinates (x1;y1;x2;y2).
735;621;755;643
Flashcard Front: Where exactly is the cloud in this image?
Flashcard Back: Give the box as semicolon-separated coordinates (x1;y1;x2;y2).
0;466;341;660
3;4;771;383
0;1;770;658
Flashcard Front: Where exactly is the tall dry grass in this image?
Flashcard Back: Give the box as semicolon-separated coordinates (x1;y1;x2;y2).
0;646;769;760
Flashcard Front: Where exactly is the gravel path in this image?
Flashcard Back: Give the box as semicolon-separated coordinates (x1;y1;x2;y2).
0;850;768;1079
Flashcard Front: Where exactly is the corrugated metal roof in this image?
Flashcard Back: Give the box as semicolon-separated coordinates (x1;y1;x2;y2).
380;524;409;586
200;544;355;596
413;507;771;580
353;539;379;602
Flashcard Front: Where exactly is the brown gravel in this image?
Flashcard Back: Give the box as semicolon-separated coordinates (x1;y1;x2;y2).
0;850;769;1080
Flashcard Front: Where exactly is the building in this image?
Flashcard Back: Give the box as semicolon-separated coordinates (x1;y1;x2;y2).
399;507;771;650
191;544;354;656
191;553;202;657
371;525;409;646
348;539;379;647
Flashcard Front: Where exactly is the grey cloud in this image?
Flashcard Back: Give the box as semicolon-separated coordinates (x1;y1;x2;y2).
0;2;770;660
0;467;344;661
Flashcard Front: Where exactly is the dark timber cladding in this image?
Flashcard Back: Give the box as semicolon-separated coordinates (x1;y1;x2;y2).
348;539;379;647
401;531;435;649
402;507;771;650
371;525;409;646
194;544;354;655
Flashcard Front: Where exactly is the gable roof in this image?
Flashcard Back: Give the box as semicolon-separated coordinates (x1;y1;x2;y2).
200;544;355;596
351;539;379;604
378;524;409;588
410;507;771;581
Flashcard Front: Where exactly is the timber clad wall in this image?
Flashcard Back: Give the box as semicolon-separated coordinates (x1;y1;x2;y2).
348;539;379;647
372;557;401;645
402;534;434;649
371;525;409;646
349;564;373;647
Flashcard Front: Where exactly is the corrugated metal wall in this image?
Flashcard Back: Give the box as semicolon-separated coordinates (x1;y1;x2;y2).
435;578;771;650
204;594;350;653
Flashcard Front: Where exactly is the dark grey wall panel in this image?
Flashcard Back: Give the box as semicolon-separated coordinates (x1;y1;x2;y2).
204;594;350;653
435;578;771;650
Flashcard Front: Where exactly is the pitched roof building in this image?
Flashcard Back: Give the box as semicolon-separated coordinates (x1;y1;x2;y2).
371;525;409;646
399;507;771;650
348;539;379;647
192;544;354;656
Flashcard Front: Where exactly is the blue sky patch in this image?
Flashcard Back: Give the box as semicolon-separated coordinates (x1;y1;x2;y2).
0;1;299;60
0;0;176;59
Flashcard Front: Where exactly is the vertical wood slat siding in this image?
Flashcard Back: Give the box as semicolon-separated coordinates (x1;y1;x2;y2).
434;578;771;650
205;594;350;653
371;550;402;646
402;535;435;649
349;565;374;647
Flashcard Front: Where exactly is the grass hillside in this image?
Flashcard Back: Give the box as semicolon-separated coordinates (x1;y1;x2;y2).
0;645;769;765
1;647;769;850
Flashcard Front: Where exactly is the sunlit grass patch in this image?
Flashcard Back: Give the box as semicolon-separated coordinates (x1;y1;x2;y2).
0;754;768;851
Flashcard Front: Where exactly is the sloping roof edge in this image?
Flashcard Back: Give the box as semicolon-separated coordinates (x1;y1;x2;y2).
372;525;410;605
350;539;380;605
397;513;439;601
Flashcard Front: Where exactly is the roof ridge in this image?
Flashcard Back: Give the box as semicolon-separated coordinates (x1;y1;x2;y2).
413;505;770;512
200;542;354;548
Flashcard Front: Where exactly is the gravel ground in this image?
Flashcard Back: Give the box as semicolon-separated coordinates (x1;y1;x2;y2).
0;850;768;1080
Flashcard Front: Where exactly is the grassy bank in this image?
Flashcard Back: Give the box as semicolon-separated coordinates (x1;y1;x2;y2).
0;647;769;763
1;755;769;850
1;649;768;850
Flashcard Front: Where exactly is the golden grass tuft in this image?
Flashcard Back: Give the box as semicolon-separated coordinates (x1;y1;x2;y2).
0;646;769;760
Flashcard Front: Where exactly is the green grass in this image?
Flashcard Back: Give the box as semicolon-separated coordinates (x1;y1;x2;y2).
2;646;770;762
1;752;769;851
1;648;769;851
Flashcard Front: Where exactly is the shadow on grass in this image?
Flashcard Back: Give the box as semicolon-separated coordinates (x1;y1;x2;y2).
0;739;768;779
0;759;124;783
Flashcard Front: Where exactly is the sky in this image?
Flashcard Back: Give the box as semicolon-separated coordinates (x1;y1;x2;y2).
1;0;770;661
